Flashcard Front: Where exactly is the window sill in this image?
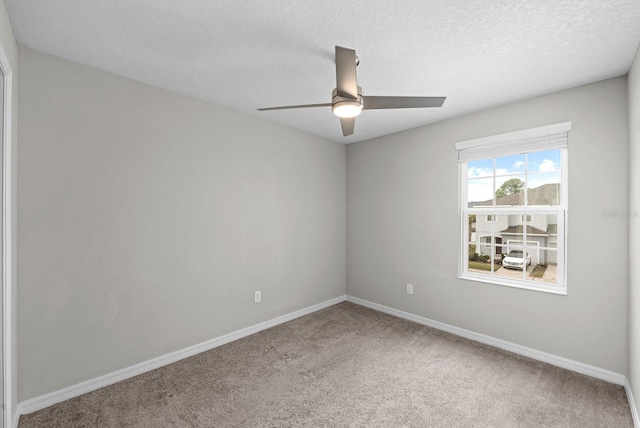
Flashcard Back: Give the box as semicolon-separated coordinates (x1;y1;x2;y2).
458;273;567;296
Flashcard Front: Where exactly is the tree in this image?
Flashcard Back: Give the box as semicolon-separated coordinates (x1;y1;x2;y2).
496;178;524;199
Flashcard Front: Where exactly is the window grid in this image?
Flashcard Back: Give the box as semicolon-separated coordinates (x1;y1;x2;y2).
460;148;567;295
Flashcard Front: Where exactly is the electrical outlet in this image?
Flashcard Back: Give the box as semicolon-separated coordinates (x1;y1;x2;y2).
406;283;414;295
254;291;261;303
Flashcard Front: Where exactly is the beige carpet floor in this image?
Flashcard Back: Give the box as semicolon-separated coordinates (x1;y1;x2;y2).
19;302;633;427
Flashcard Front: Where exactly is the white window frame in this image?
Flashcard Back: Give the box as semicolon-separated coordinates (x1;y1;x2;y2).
456;122;571;295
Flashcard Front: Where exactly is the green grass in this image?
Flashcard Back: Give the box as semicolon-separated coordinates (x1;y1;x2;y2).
529;264;547;278
468;261;501;271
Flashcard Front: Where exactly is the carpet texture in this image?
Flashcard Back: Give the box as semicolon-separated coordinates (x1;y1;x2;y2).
19;302;632;427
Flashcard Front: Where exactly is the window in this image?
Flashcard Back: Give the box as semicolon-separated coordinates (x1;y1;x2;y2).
456;122;570;294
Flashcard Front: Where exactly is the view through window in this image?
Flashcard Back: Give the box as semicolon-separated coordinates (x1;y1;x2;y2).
456;123;570;294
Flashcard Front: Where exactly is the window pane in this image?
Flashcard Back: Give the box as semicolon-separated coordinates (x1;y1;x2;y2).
528;149;561;173
527;172;561;206
477;241;492;259
524;249;558;286
468;244;499;274
467;178;494;206
495;175;525;206
471;216;507;272
467;158;493;178
496;154;525;175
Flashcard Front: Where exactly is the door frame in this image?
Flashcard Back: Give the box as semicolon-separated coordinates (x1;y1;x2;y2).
0;39;14;428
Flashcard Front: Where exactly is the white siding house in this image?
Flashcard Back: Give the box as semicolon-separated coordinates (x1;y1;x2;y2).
471;183;559;265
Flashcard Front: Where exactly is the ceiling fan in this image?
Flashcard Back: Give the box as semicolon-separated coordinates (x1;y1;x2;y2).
258;46;446;137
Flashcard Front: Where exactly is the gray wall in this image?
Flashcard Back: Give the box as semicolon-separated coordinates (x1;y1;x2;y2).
347;77;629;373
0;0;18;423
628;42;640;413
18;48;346;401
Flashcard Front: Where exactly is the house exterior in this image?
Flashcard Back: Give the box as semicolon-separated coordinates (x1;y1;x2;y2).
470;183;559;265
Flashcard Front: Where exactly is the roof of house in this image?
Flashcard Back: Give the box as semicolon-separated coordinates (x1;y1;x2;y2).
500;225;549;236
470;183;560;207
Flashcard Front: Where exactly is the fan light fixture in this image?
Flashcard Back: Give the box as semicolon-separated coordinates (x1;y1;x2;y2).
332;100;363;118
257;46;446;137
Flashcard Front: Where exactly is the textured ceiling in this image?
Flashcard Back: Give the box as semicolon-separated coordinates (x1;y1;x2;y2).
5;0;640;143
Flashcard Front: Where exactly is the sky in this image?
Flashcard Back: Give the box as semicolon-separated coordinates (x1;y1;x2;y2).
467;149;561;203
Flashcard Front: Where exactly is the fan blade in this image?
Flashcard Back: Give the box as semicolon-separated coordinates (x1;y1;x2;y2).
335;46;358;99
258;103;332;111
363;96;446;110
340;117;355;136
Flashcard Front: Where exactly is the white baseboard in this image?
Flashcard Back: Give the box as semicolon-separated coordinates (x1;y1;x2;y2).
346;295;626;386
16;295;347;419
15;294;632;425
626;378;640;428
